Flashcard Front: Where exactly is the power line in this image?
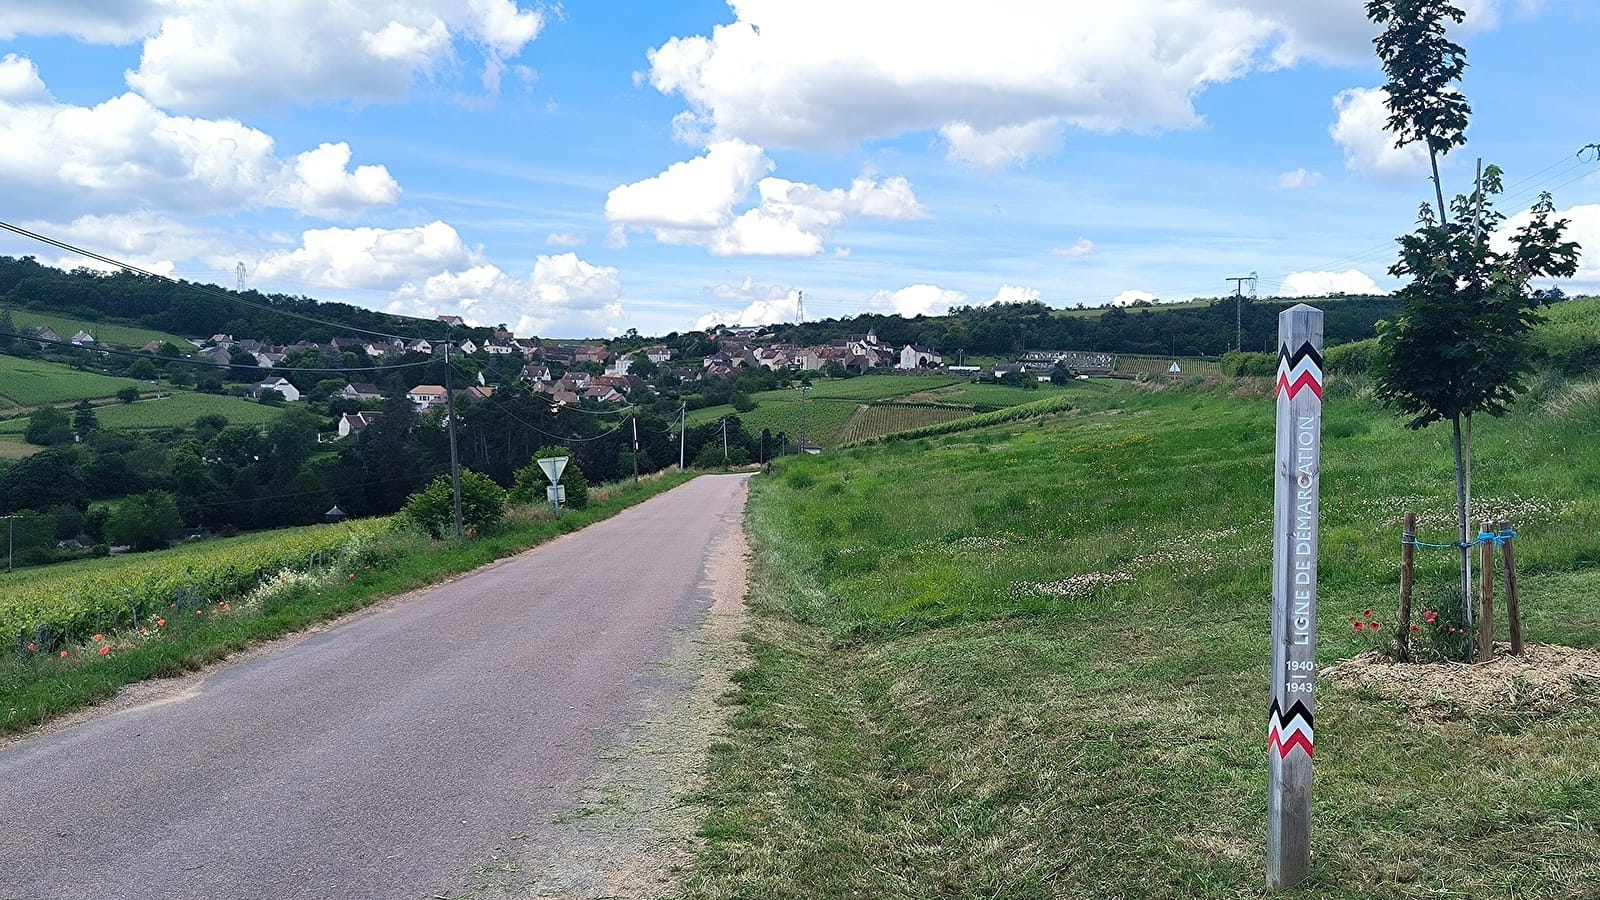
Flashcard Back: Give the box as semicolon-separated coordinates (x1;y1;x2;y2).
0;220;442;344
0;330;435;374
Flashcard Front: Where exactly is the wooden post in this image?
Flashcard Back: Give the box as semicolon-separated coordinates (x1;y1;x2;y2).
1477;520;1495;663
1398;512;1416;663
1268;304;1323;891
1500;520;1523;656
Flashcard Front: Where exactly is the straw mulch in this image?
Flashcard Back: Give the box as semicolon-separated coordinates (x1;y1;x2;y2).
1322;643;1600;721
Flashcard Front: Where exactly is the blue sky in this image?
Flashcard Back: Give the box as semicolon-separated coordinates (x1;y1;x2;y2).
2;0;1597;338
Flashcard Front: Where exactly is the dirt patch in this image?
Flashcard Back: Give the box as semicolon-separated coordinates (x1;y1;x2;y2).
1322;642;1600;720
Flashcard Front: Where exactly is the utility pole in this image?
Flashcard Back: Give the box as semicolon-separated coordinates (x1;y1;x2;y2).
1226;273;1257;352
721;417;729;463
678;403;686;472
800;381;812;448
2;514;15;574
796;289;806;325
443;342;463;540
631;414;639;483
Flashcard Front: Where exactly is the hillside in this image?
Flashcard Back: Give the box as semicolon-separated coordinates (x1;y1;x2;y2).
688;357;1600;896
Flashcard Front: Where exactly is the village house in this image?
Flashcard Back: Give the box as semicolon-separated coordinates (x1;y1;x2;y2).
337;411;380;439
644;346;672;364
69;330;95;347
519;364;552;383
406;339;433;355
540;346;576;366
252;377;301;402
437;315;464;327
898;344;942;369
575;345;610;365
484;339;517;355
340;383;386;403
406;384;448;411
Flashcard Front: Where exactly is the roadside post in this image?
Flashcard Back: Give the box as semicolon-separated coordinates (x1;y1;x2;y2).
538;456;569;518
1267;304;1323;891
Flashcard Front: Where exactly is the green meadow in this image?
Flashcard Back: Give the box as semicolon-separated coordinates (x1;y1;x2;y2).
0;355;143;409
8;310;195;351
685;366;1600;898
0;391;281;434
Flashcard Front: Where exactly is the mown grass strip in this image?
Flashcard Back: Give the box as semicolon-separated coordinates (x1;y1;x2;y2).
0;471;696;735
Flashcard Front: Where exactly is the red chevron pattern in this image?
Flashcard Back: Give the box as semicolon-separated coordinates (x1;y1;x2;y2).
1276;370;1323;400
1267;698;1315;759
1274;341;1324;401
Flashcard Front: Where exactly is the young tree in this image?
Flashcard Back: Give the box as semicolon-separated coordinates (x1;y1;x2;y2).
1366;0;1471;223
73;400;99;437
1368;0;1581;637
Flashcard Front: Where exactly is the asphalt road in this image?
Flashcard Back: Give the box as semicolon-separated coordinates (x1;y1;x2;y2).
0;474;751;900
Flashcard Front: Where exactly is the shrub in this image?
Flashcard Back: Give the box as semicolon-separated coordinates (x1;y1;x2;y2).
1220;350;1276;377
1325;339;1384;378
401;470;506;539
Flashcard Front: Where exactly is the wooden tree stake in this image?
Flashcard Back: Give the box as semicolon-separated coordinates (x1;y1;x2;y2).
1477;520;1495;663
1398;512;1415;663
1500;519;1523;656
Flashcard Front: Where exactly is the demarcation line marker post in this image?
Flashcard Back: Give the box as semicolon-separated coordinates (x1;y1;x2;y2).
1268;303;1323;891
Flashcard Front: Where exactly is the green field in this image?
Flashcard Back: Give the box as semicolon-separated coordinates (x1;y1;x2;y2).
0;356;144;409
9;310;195;351
897;381;1069;408
834;404;972;444
754;374;963;402
0;390;284;433
689;398;860;447
1118;353;1222;378
687;368;1600;897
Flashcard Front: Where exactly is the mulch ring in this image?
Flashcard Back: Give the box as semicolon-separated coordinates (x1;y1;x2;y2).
1322;642;1600;721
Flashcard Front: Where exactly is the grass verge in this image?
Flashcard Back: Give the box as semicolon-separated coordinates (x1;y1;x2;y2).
0;471;696;735
683;378;1600;899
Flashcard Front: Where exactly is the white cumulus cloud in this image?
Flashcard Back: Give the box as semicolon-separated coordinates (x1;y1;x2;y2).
1331;87;1432;182
644;0;1396;165
0;54;50;103
985;285;1041;306
692;278;801;330
0;81;400;221
868;284;969;318
255;221;477;290
545;232;585;247
1499;202;1600;291
608;142;927;257
65;0;547;114
942;119;1063;169
1110;289;1159;307
605;140;772;230
1277;168;1324;189
1280;269;1385;297
1051;238;1096;258
382;250;626;338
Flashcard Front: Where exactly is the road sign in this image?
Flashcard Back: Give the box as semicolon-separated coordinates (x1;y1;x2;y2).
537;456;568;485
546;484;566;504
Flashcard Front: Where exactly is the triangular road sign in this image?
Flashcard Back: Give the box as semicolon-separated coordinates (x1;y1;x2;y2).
537;456;568;484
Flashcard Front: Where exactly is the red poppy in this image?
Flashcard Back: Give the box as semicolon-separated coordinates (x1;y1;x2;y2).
59;650;68;658
98;645;111;656
1411;625;1421;634
92;634;104;642
26;642;35;651
1363;609;1373;618
1370;621;1382;630
1352;622;1364;631
156;618;166;627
